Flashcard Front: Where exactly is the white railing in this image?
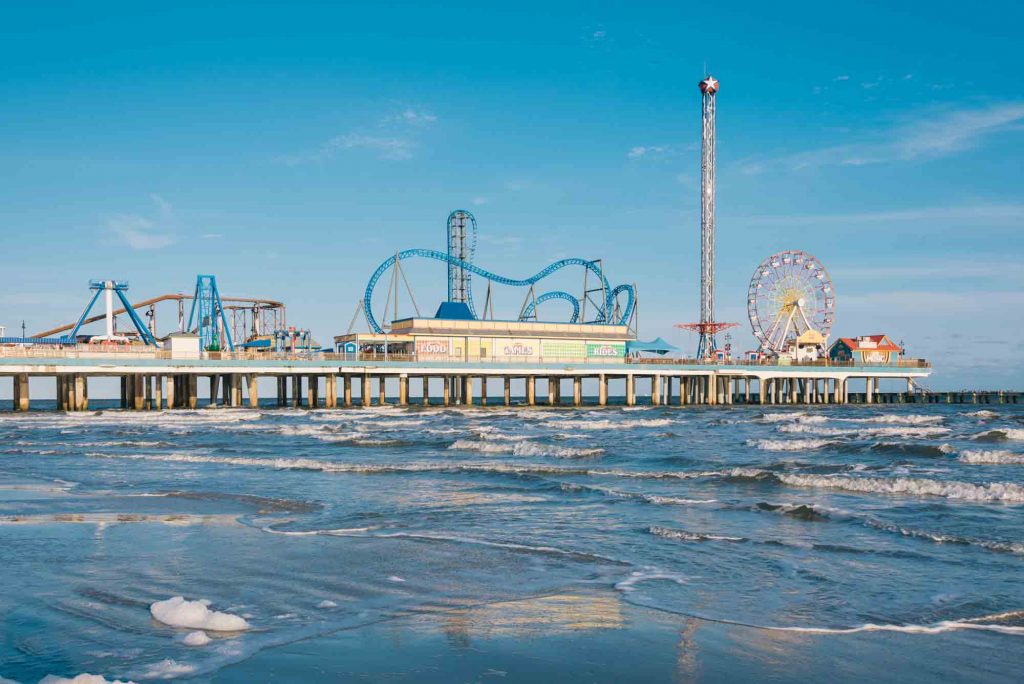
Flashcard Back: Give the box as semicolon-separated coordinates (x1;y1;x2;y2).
0;344;930;369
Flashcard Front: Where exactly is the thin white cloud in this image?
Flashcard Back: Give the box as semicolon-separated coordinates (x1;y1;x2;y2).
627;145;668;159
301;133;414;162
471;196;488;206
149;193;173;217
834;75;850;82
201;233;224;240
740;102;1024;173
107;214;174;250
382;108;437;126
592;30;606;39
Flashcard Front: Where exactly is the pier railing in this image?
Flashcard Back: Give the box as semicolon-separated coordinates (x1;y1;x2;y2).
0;344;931;370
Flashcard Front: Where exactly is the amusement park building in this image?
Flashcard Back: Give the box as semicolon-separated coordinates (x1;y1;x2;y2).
334;318;633;363
828;335;903;365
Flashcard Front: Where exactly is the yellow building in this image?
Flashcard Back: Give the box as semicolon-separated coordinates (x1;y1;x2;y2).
334;317;633;363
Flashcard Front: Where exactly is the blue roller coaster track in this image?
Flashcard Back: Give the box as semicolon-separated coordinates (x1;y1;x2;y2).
363;249;636;334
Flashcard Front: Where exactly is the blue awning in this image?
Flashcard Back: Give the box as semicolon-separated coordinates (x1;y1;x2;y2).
626;337;681;355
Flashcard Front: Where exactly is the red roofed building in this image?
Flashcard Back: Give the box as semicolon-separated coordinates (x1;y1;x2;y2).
828;335;903;365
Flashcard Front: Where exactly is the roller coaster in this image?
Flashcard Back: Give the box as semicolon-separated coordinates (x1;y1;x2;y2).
362;210;637;334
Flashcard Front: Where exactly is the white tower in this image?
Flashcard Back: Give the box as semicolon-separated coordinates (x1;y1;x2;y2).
697;75;719;359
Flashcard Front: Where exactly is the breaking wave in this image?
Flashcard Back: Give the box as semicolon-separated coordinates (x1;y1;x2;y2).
749;438;834;452
974;429;1024;442
447;439;604;458
770;472;1024;503
959;449;1024;465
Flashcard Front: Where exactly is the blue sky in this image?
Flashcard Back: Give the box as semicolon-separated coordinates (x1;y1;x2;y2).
0;1;1021;389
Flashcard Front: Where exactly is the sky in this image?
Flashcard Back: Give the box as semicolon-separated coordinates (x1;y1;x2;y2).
0;0;1021;390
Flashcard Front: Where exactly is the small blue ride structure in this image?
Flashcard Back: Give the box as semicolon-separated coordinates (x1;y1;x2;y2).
362;211;636;334
187;275;234;351
64;280;158;345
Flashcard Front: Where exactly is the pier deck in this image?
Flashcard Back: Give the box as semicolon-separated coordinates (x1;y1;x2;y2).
0;348;974;411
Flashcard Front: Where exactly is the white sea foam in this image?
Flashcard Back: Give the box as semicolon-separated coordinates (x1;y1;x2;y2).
642;494;719;506
546;418;675;430
138;659;196;679
773;472;1024;503
388;575;406;582
761;412;810;422
150;596;250;632
40;676;136;684
614;569;689;592
966;410;1000;419
447;439;604;458
649;525;745;542
749;438;834;451
959;449;1024;465
316;600;338;608
779;423;950;438
181;630;210;646
770;620;1024;636
838;414;944;425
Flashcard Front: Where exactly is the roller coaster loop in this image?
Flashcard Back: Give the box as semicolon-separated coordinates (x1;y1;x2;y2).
363;249;635;334
520;291;580;323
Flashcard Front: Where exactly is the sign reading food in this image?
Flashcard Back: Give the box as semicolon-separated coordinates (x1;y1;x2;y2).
417;338;450;358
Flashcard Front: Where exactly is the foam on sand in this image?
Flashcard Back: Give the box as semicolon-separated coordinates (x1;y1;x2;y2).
150;596;250;631
959;449;1024;464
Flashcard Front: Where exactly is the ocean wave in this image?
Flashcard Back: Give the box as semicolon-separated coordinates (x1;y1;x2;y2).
369;531;626;564
974;429;1024;442
754;501;831;521
448;439;604;458
769;620;1024;636
648;525;746;542
748;438;834;452
959;449;1024;465
779;423;951;438
771;472;1024;503
869;442;956;457
546;418;675;430
761;411;814;422
865;519;1024;554
965;410;1000;419
837;414;944;425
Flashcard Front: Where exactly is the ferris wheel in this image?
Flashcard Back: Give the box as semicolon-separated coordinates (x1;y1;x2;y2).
747;250;835;354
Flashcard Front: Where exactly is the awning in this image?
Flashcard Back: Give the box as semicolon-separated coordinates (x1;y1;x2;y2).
625;337;681;355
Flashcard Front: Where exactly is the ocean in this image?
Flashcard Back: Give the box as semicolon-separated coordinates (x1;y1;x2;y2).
1;402;1022;682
